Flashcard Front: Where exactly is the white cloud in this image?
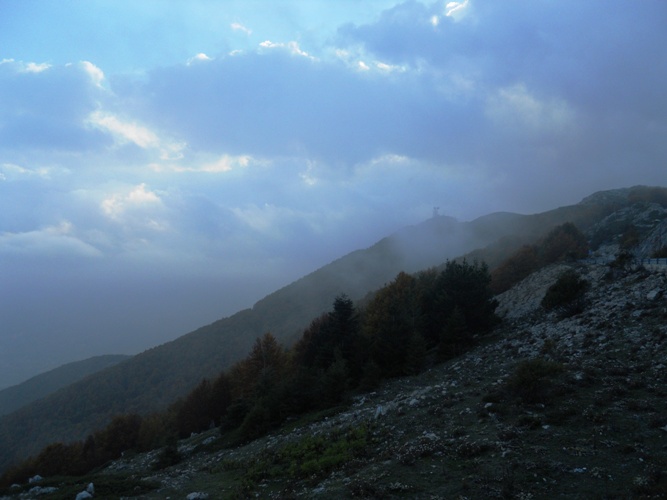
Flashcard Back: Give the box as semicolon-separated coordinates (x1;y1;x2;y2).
88;111;160;148
150;154;253;173
445;0;470;20
187;53;213;65
0;163;55;180
334;45;404;74
101;184;168;233
23;61;52;73
375;61;405;72
87;111;186;158
0;221;102;258
486;83;577;134
231;22;252;35
199;154;251;172
231;203;315;238
0;59;51;73
299;161;319;186
259;40;316;60
80;60;105;87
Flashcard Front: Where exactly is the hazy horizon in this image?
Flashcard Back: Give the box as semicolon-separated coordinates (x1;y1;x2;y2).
1;0;666;389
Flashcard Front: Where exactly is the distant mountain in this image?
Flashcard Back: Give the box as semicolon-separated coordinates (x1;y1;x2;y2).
0;185;663;474
0;355;131;417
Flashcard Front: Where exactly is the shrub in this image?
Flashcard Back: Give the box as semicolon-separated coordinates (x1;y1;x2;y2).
490;245;539;294
620;224;640;250
651;246;667;258
506;358;565;404
541;269;589;316
538;222;589;265
152;436;181;470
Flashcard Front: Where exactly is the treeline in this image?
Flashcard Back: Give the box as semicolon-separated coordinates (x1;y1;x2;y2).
490;222;589;294
1;260;498;486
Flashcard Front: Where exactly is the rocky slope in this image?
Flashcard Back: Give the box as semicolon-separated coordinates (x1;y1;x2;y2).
4;260;666;499
0;186;639;474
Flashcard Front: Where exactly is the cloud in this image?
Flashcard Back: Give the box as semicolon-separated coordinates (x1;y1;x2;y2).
0;221;102;258
445;0;470;20
23;61;52;73
87;111;186;159
100;183;167;230
259;40;316;60
0;163;61;181
187;53;213;65
485;83;577;135
231;22;252;35
89;111;161;149
150;154;254;174
0;59;109;151
2;1;667;385
80;60;105;87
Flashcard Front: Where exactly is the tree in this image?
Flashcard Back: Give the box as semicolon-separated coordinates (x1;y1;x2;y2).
209;372;233;425
363;272;420;377
229;332;287;401
317;350;350;407
94;414;143;462
433;260;498;336
405;332;428;375
292;295;364;381
439;306;469;360
174;379;214;437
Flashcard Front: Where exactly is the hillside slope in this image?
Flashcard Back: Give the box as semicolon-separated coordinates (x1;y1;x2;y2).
4;260;666;499
0;355;130;417
0;186;661;474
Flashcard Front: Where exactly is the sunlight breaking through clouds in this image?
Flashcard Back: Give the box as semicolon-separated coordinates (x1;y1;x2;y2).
445;0;470;20
87;111;186;159
259;40;316;60
1;0;666;387
100;183;165;227
88;112;161;149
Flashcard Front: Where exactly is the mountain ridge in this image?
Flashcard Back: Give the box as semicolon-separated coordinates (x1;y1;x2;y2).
0;185;663;475
4;224;667;498
0;355;131;417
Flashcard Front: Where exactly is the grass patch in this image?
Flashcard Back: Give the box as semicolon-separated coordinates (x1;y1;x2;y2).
215;423;373;497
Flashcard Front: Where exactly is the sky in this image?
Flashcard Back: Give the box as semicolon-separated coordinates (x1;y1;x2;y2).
1;0;666;388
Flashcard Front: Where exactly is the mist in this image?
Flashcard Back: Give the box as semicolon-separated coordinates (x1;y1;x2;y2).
1;0;666;388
